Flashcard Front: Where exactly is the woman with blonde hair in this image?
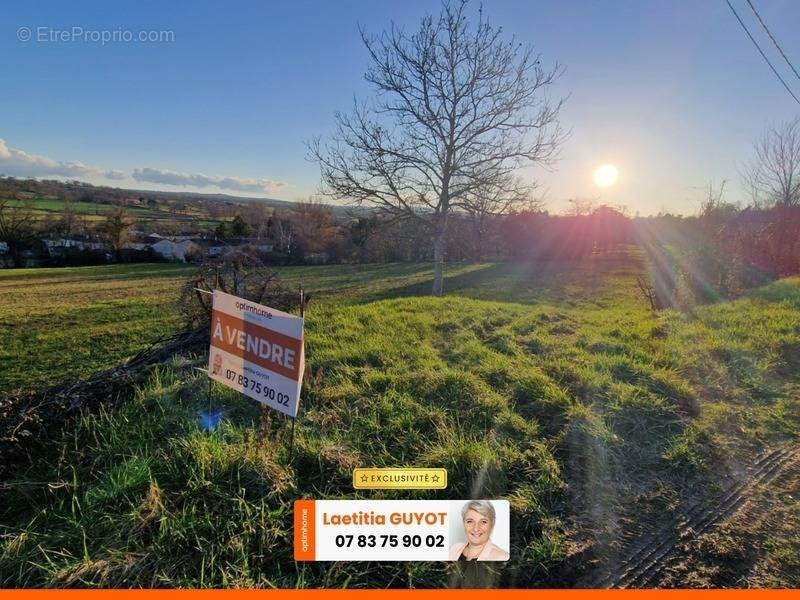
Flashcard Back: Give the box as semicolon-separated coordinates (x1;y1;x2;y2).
449;500;509;561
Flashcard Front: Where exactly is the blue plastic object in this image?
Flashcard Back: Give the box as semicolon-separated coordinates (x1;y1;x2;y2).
198;410;222;431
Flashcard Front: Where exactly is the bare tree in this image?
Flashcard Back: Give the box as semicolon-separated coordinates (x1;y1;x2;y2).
271;209;295;254
240;202;273;239
311;0;565;295
59;196;78;238
697;180;740;234
461;175;540;261
0;199;40;267
98;206;133;261
181;256;305;330
565;197;597;216
290;201;343;258
743;117;800;208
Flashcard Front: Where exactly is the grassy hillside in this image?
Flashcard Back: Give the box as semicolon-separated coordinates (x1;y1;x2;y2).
0;261;530;391
0;264;195;391
3;198;167;218
1;197;221;226
1;253;798;587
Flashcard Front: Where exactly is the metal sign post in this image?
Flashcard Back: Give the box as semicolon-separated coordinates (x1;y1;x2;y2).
287;284;304;462
194;287;220;432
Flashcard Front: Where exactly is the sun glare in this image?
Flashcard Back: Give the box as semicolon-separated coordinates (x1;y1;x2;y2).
593;164;619;188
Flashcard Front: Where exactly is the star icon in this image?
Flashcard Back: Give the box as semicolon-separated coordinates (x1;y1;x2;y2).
360;474;369;483
432;474;440;482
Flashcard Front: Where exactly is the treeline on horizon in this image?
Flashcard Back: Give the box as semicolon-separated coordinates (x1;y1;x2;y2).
2;175;799;303
345;201;800;299
182;197;800;312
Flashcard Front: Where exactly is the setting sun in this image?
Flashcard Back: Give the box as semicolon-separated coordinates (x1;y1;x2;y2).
593;164;619;188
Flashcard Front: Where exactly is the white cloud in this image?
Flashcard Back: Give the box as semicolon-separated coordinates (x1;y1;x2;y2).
0;139;290;196
104;169;126;180
0;138;106;179
132;167;287;195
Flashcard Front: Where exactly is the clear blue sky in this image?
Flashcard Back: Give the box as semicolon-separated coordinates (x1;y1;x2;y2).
2;0;800;215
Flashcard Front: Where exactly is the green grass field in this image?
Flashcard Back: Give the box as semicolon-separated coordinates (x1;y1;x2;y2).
0;264;195;391
0;261;564;391
1;254;799;587
2;198;221;226
3;198;171;219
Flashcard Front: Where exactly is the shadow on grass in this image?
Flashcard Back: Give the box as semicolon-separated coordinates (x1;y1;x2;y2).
352;252;643;307
0;263;196;284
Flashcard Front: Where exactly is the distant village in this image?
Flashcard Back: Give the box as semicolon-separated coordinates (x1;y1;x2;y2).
0;230;331;268
0;177;351;268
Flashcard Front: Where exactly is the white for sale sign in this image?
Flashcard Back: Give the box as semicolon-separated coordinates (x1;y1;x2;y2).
208;290;304;417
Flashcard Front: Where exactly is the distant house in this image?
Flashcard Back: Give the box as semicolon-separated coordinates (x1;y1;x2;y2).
0;241;10;268
227;238;274;253
43;237;105;252
17;241;50;267
195;238;275;259
143;233;164;245
123;242;148;251
42;239;66;258
149;238;201;262
205;243;227;258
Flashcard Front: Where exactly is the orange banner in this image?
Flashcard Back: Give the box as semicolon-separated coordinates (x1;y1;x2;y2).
1;589;796;597
294;499;316;561
210;309;303;381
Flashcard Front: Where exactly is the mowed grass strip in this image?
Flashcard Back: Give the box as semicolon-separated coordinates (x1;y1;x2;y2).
0;262;479;391
0;260;596;391
0;264;195;390
1;252;799;587
2;198;181;219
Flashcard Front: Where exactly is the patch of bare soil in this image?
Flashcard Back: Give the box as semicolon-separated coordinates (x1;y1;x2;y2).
657;447;800;588
571;444;799;588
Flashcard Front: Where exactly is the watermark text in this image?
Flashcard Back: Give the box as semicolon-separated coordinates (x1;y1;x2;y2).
17;26;175;45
